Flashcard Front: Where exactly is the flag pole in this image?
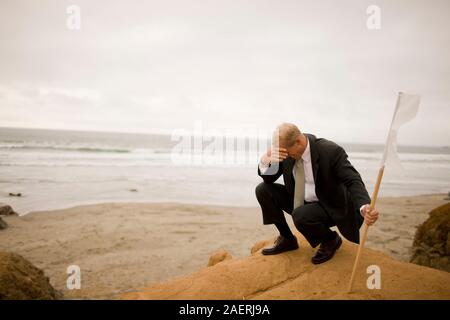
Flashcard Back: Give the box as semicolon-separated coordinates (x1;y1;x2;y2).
347;92;403;293
347;165;384;292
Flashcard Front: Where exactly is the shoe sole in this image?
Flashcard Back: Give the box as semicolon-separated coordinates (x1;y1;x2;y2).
261;245;299;256
311;237;342;264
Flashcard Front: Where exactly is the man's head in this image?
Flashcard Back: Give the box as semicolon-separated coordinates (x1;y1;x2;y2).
272;122;307;160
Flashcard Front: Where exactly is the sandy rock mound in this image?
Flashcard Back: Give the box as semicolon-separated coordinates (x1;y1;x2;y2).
0;251;61;300
121;233;450;300
207;250;232;267
411;203;450;272
250;239;273;254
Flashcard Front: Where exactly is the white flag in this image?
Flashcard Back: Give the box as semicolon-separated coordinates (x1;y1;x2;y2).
381;92;421;171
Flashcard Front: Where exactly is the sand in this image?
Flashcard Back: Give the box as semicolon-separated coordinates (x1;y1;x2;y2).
0;194;448;299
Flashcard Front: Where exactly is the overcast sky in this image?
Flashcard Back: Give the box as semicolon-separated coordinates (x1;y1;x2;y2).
0;0;449;146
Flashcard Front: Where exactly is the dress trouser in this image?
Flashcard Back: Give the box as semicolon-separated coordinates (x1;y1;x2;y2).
255;182;336;248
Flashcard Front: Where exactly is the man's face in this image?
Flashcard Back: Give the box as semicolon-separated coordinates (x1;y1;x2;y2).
283;137;303;160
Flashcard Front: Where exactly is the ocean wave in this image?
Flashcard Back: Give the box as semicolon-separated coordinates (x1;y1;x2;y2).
348;152;450;162
0;143;131;153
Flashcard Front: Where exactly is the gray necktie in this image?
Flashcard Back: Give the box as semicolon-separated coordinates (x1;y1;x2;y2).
293;159;305;209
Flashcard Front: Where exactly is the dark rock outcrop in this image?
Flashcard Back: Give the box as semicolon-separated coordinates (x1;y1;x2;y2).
0;251;61;300
410;202;450;272
0;204;18;216
0;217;7;230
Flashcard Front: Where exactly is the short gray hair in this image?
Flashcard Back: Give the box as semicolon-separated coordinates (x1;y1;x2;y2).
272;122;301;147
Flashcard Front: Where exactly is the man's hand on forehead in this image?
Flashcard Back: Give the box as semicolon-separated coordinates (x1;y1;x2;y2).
269;146;288;162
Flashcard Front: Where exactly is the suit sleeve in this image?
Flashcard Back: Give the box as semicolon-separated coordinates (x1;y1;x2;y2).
257;160;283;184
332;146;371;209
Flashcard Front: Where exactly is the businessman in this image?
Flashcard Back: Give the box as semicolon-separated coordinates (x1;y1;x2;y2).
255;123;379;264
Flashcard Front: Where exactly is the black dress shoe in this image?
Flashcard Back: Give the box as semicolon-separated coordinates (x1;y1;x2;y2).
262;235;299;255
311;233;342;264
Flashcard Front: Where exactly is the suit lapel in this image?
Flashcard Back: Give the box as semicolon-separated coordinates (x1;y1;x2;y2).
306;134;319;182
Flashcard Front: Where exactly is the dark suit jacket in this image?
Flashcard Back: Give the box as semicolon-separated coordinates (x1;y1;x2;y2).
258;133;371;244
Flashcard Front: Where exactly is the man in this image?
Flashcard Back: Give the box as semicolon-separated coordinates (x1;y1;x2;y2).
255;123;379;264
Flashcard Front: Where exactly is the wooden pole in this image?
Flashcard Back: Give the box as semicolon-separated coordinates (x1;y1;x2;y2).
348;165;385;292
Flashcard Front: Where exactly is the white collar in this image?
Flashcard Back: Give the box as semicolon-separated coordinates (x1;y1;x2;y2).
301;136;311;162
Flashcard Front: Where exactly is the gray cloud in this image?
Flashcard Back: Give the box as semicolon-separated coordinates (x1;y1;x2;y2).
0;0;449;146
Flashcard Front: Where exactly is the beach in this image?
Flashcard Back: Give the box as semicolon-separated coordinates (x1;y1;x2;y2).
0;193;448;299
2;0;450;305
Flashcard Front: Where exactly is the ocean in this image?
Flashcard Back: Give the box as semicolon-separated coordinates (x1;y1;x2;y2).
1;127;449;215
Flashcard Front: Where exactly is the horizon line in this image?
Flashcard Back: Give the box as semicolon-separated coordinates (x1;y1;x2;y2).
0;125;448;149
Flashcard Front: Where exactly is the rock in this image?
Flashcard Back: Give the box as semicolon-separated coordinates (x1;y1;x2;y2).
0;217;7;230
0;251;62;299
250;239;273;254
413;254;429;266
121;233;450;300
207;249;232;267
8;192;22;197
410;202;450;272
0;204;18;216
447;233;450;254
